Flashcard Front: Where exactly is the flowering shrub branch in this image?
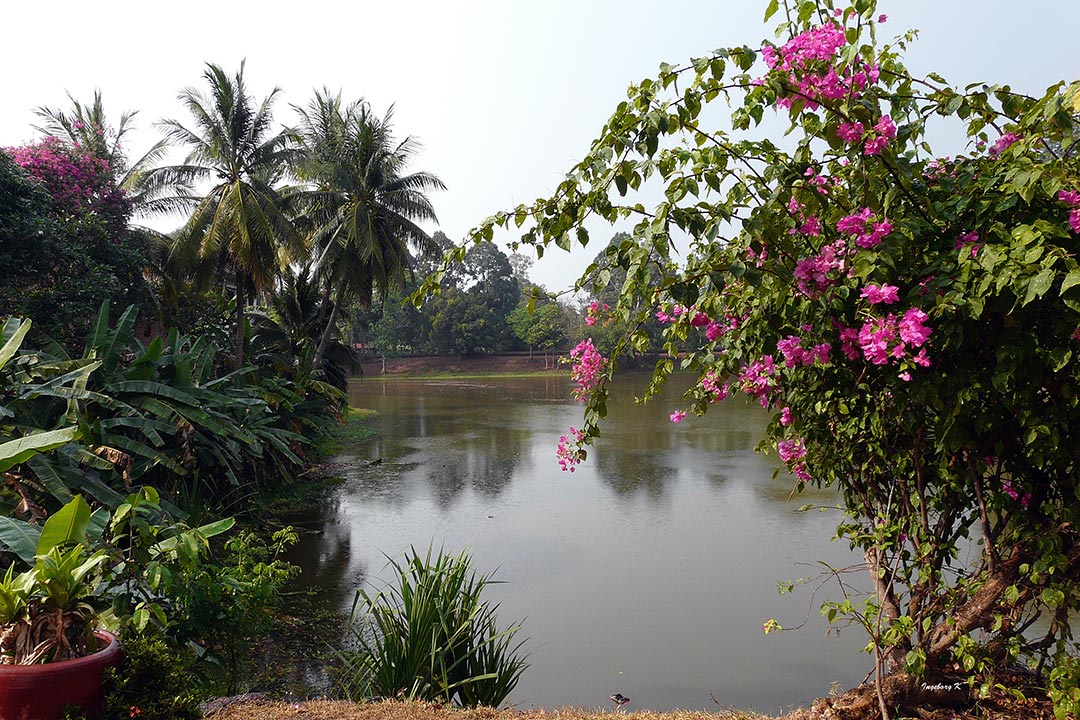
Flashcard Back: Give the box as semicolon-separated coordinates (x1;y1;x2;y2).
424;0;1080;710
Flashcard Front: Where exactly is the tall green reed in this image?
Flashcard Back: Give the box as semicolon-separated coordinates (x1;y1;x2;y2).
339;547;527;707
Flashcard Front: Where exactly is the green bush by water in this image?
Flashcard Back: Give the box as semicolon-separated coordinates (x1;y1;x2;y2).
339;547;528;708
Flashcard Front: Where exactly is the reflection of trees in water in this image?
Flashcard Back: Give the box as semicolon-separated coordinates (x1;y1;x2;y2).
349;374;787;508
350;377;573;408
421;461;468;507
417;422;526;506
594;443;678;499
283;496;365;598
593;393;766;499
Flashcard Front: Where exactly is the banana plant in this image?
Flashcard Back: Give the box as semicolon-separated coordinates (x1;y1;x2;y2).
3;300;343;520
0;317;86;516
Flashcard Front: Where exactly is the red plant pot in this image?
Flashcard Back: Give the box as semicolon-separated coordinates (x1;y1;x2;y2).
0;630;122;720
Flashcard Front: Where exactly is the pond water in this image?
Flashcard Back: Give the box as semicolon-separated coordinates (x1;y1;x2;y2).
287;374;870;714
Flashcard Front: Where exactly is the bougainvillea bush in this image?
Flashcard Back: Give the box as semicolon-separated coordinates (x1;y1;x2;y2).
2;137;147;346
425;0;1080;712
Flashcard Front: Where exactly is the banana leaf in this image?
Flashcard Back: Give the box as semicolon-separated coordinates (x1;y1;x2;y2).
0;516;41;565
0;427;79;473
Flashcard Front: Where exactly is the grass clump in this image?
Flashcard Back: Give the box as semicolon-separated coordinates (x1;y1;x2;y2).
339;547;528;708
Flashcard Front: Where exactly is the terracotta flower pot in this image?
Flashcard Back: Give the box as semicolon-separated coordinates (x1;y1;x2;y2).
0;630;122;720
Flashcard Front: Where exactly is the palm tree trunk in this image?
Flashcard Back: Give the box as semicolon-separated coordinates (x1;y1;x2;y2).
314;292;342;370
314;283;332;337
234;267;246;368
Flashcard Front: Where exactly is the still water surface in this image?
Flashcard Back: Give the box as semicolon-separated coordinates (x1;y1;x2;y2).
289;375;869;714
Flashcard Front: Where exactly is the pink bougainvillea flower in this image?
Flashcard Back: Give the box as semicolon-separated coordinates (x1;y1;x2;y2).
1001;479;1031;508
838;326;861;361
860;284;900;305
1058;190;1080;207
989;132;1020;156
759;22;880;111
700;370;729;403
689;310;711;327
777;437;807;463
837;209;892;249
669;410;687;423
874;115;896;139
836;121;864;144
556;426;587;472
796;215;823;236
837;208;874;235
864;135;888;156
568;339;605;402
858;315;898;365
899;308;932;346
955;231;981;258
740;355;780;408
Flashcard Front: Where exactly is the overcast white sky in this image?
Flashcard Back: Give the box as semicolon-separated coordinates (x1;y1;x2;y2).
3;1;1078;291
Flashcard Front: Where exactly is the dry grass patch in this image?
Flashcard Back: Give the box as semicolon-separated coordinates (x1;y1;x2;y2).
205;700;771;720
203;696;1060;720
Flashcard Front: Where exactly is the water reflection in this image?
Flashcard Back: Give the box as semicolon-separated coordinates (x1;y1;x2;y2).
289;375;869;713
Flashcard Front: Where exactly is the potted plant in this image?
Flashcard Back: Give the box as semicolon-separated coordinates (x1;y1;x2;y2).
0;496;122;720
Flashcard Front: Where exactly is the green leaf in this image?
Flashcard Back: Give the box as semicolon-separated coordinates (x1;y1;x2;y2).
100;305;139;374
1060;269;1080;295
37;495;91;555
0;319;31;372
83;300;111;358
193;517;235;540
0;426;79;473
0;517;42;566
1024;269;1054;305
86;508;110;544
25;455;74;505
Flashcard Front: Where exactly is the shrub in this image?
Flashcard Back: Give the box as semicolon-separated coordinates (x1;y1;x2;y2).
97;633;201;720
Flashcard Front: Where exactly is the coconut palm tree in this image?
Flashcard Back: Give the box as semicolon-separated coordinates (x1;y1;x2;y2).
151;62;304;366
292;90;444;368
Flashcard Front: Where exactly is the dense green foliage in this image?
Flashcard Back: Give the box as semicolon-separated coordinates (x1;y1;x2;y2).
340;547;527;708
168;528;299;693
0;61;474;705
0;304;332;692
426;0;1080;713
355;232;581;357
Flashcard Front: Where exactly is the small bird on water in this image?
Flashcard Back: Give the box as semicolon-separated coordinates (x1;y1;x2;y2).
610;693;630;709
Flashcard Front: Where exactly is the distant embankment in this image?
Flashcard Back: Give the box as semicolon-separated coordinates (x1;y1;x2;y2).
354;352;564;377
